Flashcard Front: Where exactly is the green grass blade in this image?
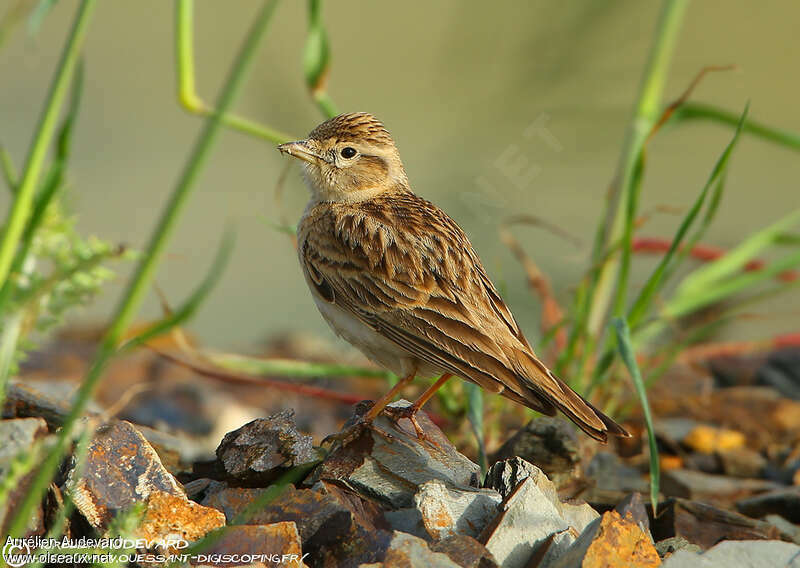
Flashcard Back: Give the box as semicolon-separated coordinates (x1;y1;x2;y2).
5;0;280;538
613;317;659;515
0;0;95;296
672;102;800;151
207;352;391;379
627;104;748;328
465;382;487;473
304;0;338;118
671;207;800;302
120;228;236;351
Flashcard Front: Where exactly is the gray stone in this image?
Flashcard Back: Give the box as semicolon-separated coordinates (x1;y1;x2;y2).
491;416;582;487
661;468;780;502
546;517;601;568
661;540;800;567
317;400;481;508
216;409;317;485
614;492;650;536
482;476;572;568
655;536;702;558
484;457;556;502
736;487;800;523
414;479;501;539
429;534;499;568
763;515;800;544
718;447;767;478
381;531;461;567
655;417;700;446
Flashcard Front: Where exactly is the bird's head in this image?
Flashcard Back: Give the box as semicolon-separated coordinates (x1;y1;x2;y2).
278;112;409;203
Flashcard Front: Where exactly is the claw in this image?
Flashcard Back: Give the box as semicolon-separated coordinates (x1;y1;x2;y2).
383;405;443;450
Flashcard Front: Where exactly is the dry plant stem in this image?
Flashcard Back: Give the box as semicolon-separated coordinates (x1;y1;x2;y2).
150;346;367;405
6;0;279;538
499;226;567;353
677;332;800;363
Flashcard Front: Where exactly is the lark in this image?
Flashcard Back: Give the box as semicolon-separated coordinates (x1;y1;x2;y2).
278;112;629;442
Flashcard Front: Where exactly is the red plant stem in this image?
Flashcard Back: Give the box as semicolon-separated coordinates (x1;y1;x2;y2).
632;236;798;282
677;331;800;363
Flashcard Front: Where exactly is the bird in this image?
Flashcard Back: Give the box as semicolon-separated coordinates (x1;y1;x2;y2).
277;112;629;443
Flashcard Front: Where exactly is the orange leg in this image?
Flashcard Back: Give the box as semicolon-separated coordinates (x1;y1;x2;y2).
362;372;417;422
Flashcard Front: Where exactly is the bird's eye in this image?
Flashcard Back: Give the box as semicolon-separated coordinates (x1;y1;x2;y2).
340;147;357;159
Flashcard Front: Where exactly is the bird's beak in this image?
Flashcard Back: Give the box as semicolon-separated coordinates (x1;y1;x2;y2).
277;140;320;164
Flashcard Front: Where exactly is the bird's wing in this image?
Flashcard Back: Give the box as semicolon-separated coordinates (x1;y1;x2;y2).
300;195;627;441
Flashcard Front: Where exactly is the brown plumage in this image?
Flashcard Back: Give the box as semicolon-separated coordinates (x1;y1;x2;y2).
278;112;629;442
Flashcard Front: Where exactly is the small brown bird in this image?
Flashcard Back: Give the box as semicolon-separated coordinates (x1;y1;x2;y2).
278;113;629;442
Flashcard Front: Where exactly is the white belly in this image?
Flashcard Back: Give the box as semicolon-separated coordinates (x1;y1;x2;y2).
313;296;443;379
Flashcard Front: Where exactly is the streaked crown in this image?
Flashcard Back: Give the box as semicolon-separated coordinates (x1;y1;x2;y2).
308;112;394;146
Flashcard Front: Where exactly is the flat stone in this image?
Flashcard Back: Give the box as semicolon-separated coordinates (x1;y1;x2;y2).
718;447;767;478
215;410;317;485
316;400;481;509
414;479;501;540
763;514;800;544
661;468;780;504
737;487;800;523
491;416;583;487
661;539;800;568
582;452;650;506
381;531;461;568
655;417;700;447
138;490;225;545
67;420;185;529
201;481;272;523
654;536;702;558
651;498;782;549
481;476;570;568
195;522;305;567
429;534;499;568
756;347;800;400
0;417;49;535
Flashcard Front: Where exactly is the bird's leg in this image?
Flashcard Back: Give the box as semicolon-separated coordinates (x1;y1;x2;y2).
385;373;452;439
322;372;416;446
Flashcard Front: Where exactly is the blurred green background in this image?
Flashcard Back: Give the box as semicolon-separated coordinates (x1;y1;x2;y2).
1;0;798;350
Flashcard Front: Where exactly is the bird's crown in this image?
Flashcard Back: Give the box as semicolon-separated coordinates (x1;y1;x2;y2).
308;112;394;146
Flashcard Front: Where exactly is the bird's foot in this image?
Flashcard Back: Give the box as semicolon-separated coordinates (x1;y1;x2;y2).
321;406;394;448
383;404;442;450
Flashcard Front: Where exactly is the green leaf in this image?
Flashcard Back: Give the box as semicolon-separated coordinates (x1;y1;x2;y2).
303;0;330;92
627;104;748;328
208;351;391;379
613;317;659;515
465;382;486;474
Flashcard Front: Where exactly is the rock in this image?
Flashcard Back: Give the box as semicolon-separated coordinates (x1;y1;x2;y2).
736;487;800;523
717;447;767;478
413;479;501;540
429;534;499;568
215;410;317;485
137;490;225;544
661;539;800;568
661;468;780;504
581;452;650;507
2;380;98;428
0;417;49;535
484;456;550;500
654;536;702;558
120;382;215;436
67;420;185;529
491;416;583;487
481;475;571;568
756;347;800;400
381;531;461;567
684;425;746;454
655;417;699;446
316;401;481;508
197;522;306;567
651;498;782;549
201;481;273;523
580;510;660;568
614;493;650;536
763;515;800;544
